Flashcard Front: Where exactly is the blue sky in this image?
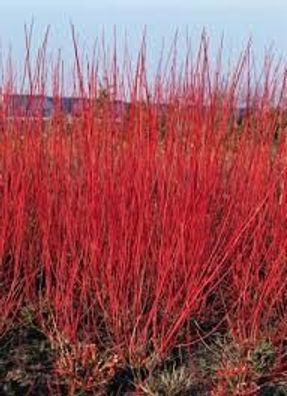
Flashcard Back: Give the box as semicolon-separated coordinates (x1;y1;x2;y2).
0;1;286;88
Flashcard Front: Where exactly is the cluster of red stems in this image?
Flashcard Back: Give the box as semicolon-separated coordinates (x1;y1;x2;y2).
0;27;287;390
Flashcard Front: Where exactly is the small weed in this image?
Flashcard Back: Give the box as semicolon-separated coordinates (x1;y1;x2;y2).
138;365;197;396
249;340;276;375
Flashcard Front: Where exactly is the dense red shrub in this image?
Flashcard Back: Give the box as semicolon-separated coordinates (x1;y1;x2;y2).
0;28;287;392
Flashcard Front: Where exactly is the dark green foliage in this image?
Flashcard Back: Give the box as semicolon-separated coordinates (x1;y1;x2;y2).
250;340;276;375
259;384;287;396
0;323;54;395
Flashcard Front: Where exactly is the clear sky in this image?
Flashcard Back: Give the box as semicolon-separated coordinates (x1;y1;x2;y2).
0;0;286;86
